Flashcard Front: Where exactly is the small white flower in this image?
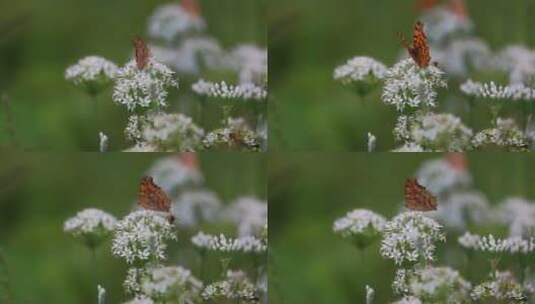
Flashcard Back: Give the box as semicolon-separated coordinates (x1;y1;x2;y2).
334;56;387;95
419;6;473;44
382;58;447;112
367;132;376;152
191;232;266;254
65;56;118;95
192;79;267;100
113;58;178;112
122;296;154;304
460;79;535;101
333;209;386;249
471;118;528;151
97;285;106;304
125;115;142;143
380;211;445;266
366;285;375;304
435;38;492;77
202;270;259;303
99;132;108;152
147;3;205;42
471;271;528;303
64;208;117;247
494;45;535;86
224;197;267;237
111;210;177;265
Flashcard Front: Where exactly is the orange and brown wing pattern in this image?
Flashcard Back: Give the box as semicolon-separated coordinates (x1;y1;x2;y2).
138;176;171;212
133;37;151;70
401;21;431;68
404;178;437;211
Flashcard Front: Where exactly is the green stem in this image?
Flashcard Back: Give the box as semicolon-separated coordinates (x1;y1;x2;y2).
90;246;98;298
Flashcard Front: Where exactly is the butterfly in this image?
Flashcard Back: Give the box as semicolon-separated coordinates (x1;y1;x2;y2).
133;36;150;70
404;177;437;211
400;21;431;68
181;0;201;17
138;176;175;223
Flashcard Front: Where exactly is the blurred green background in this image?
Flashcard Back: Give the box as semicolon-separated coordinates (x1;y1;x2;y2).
0;152;266;303
0;0;265;151
268;153;535;303
269;0;535;151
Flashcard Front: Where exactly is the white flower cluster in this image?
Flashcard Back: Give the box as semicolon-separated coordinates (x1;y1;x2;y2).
99;132;108;152
497;197;535;237
113;58;179;112
415;158;471;195
367;132;376;152
227;44;268;85
458;232;535;254
431;191;490;230
399;112;473;151
494;45;535;86
140;265;203;302
65;56;118;94
151;38;225;75
333;209;386;248
420;5;473;44
125;115;142;143
471;271;528;303
172;190;222;227
122;296;154;304
460;79;535;101
146;155;203;194
405;266;471;302
139;112;204;151
471;118;528;151
191;232;266;254
333;56;387;84
433;38;492;77
147;3;205;43
382;59;447;112
391;296;422;304
192;79;267;101
380;212;445;266
224;197;267;237
202;270;259;304
64;208;117;247
112;210;177;264
392;142;425;152
203;118;261;151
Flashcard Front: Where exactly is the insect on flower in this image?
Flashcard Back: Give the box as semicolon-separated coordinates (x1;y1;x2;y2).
133;36;151;70
404;177;438;211
399;21;431;68
138;176;175;223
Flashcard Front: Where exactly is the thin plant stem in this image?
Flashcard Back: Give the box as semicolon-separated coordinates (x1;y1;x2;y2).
199;250;207;282
90;246;98;299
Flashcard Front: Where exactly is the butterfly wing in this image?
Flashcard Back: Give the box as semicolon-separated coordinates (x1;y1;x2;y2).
408;21;430;68
404;178;437;211
138;176;171;212
133;37;150;70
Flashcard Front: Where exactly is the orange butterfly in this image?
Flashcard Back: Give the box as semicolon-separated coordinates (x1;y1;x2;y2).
138;176;175;223
400;21;431;68
181;0;201;17
404;178;437;211
133;37;150;70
